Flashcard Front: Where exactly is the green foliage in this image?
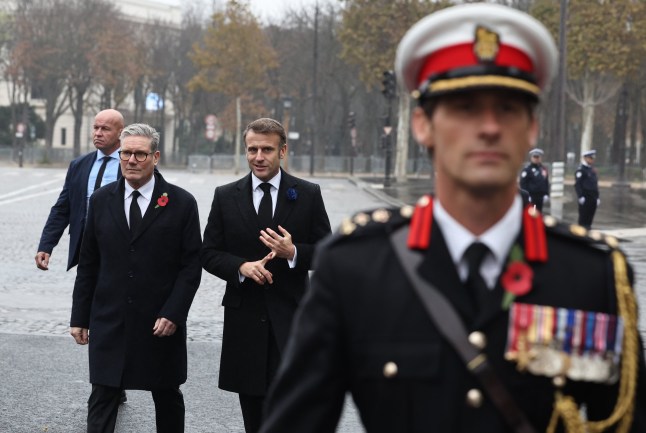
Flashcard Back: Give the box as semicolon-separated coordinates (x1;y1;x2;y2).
532;0;646;80
189;0;278;97
338;0;451;90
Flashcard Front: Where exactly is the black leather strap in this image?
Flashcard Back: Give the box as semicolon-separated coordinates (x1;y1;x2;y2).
390;226;537;433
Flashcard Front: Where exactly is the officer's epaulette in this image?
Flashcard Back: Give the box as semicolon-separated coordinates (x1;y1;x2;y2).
541;214;621;252
334;205;415;239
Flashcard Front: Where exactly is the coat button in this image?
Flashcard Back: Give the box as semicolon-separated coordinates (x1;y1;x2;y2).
468;331;487;350
260;315;267;323
129;246;135;252
466;389;483;408
128;271;134;278
383;362;398;378
127;297;133;304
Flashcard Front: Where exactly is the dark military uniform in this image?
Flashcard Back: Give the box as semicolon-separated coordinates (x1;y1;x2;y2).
575;164;599;229
261;204;646;433
520;162;549;211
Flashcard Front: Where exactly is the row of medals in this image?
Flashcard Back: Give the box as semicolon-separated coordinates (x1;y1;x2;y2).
504;302;622;384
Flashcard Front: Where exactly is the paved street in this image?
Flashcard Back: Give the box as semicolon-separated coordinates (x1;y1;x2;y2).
0;166;645;432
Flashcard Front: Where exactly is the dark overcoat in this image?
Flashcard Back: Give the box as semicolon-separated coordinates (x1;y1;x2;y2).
201;169;331;396
70;172;202;390
261;206;646;433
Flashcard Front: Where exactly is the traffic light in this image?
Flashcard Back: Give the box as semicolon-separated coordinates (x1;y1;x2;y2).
347;111;356;129
382;70;396;99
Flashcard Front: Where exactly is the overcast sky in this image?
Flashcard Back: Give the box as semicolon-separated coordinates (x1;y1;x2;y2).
248;0;328;23
160;0;333;24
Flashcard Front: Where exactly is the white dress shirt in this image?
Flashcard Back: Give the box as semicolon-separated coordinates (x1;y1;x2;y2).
124;177;155;228
434;195;522;289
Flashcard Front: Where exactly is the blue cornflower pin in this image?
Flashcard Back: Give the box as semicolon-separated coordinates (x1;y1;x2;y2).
286;188;298;201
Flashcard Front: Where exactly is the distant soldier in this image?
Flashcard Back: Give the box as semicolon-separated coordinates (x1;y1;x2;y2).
575;149;599;229
519;148;549;212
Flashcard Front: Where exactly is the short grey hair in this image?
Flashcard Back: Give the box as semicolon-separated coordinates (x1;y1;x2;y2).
120;123;160;152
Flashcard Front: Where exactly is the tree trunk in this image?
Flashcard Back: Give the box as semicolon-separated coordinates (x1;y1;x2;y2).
579;80;595;159
394;94;410;183
72;89;85;158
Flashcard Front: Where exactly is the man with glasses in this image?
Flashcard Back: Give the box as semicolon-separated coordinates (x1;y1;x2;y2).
71;123;202;433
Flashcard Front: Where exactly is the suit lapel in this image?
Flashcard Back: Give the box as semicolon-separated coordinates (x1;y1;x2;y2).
106;178;130;240
131;172;167;241
274;170;296;227
235;174;259;230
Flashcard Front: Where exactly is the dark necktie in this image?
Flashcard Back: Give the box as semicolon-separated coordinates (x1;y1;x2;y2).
94;157;109;192
129;191;142;235
463;242;491;311
258;183;273;229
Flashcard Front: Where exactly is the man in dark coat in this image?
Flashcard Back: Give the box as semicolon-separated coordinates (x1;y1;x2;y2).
519;148;550;212
36;109;124;271
260;4;646;433
201;118;331;433
70;123;202;433
575;149;600;229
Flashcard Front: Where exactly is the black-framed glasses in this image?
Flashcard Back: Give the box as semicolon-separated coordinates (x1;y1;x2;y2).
118;150;153;162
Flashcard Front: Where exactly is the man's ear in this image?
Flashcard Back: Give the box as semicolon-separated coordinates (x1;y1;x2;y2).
411;107;434;151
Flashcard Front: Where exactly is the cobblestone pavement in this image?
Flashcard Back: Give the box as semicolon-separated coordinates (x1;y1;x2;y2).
0;166;385;433
1;166;645;432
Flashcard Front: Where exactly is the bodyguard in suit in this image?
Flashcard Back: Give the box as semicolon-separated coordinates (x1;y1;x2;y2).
575;149;600;229
70;123;202;433
36;109;124;271
261;5;646;433
201;117;331;433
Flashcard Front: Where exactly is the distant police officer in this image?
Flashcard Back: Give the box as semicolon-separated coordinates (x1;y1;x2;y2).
260;4;645;433
520;148;550;211
575;149;600;229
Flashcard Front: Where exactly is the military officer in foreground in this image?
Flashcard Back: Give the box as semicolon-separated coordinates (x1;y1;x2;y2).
575;149;600;229
520;148;550;212
260;4;646;433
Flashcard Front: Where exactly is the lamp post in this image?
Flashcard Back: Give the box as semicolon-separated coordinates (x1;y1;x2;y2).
348;111;356;175
381;70;396;187
282;96;292;172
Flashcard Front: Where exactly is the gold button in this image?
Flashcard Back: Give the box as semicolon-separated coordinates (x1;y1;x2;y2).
383;362;398;378
468;331;487;350
400;205;414;219
466;389;483;408
417;195;430;207
543;215;557;227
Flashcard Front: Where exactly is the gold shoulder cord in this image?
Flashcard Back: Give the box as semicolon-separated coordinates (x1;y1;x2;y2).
547;250;638;433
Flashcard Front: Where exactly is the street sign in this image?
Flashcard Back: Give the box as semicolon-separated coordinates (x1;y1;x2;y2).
204;114;222;141
15;122;25;138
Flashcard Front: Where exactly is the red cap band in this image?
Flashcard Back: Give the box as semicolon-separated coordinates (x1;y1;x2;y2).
417;42;534;88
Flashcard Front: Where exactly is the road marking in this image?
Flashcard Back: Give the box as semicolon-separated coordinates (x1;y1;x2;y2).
0;178;63;205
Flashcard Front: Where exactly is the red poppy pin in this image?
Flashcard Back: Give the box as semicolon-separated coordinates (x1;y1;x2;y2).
155;192;169;208
501;244;533;310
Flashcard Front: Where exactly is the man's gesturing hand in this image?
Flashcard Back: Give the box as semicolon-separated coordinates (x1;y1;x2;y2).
239;251;276;285
260;226;295;260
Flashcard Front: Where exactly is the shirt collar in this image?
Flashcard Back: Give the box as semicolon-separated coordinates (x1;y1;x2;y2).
434;195;522;269
98;147;120;160
124;175;155;201
252;170;281;192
